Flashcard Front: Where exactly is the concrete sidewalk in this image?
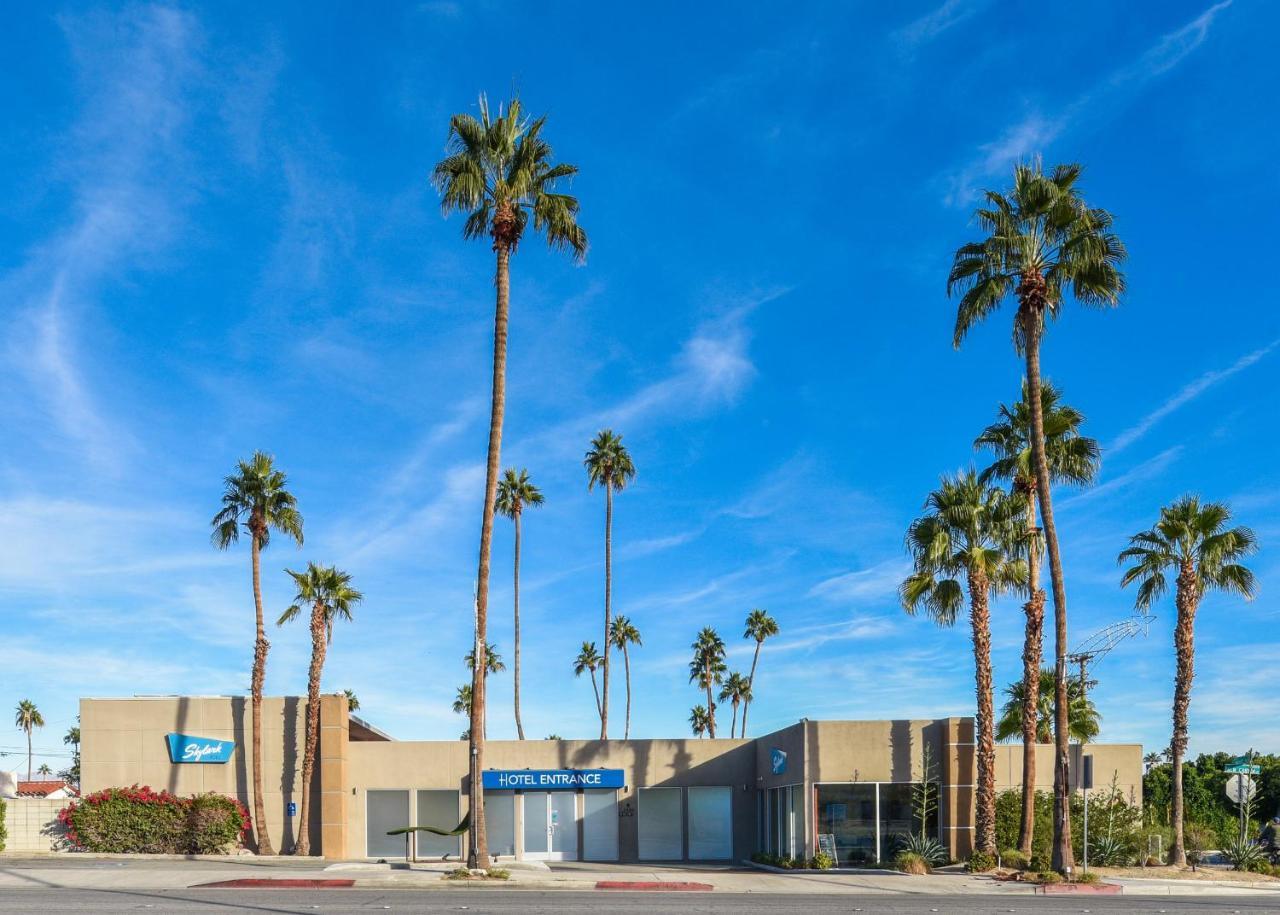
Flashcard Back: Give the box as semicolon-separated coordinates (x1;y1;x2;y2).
3;854;1280;897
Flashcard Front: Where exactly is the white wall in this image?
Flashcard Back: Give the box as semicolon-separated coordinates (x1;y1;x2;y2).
2;798;68;853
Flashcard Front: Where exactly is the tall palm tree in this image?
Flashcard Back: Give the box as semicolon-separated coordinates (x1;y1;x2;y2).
14;700;43;781
688;628;727;738
901;470;1026;857
433;95;587;869
344;689;360;712
741;609;778;738
1118;496;1256;866
496;468;544;741
995;668;1099;744
584;429;636;740
277;562;361;856
36;763;52;776
211;451;304;856
1143;751;1164;773
949;161;1125;871
718;672;752;739
609;616;643;740
689;705;710;738
63;722;81;787
573;641;603;721
975;381;1099;855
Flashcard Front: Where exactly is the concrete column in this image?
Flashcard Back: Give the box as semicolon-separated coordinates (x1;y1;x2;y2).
319;694;350;859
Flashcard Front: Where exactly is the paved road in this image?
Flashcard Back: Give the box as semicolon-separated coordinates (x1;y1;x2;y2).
0;890;1277;914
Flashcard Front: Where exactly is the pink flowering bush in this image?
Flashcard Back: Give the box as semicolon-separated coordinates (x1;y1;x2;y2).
58;786;250;854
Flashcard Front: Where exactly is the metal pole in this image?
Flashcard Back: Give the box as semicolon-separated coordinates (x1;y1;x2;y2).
470;580;481;868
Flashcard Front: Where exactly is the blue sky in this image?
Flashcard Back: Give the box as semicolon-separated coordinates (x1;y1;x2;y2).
2;1;1277;776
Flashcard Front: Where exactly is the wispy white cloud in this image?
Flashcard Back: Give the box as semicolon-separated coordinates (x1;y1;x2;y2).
808;559;910;603
1108;337;1280;455
894;0;989;47
943;1;1233;204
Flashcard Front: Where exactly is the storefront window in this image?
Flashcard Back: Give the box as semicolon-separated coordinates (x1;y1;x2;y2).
815;784;876;864
366;790;410;858
415;790;460;858
485;791;516;858
687;786;732;860
638;787;683;859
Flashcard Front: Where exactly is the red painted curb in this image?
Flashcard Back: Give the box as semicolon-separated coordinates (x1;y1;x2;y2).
596;881;713;892
193;878;355;889
1036;882;1122;895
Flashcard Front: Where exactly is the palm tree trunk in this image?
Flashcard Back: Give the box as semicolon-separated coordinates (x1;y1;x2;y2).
1018;496;1044;857
968;567;997;855
1170;561;1198;867
513;510;525;741
743;640;762;738
601;485;612;739
250;529;275;855
731;702;738;740
623;644;632;740
26;729;32;781
468;239;511;869
295;599;326;856
590;670;601;719
1022;303;1074;872
705;666;716;739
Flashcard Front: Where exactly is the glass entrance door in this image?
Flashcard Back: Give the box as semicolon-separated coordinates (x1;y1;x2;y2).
521;792;578;860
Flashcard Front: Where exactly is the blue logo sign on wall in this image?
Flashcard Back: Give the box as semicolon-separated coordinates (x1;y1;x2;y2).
165;733;234;764
771;747;788;775
287;802;297;817
482;769;625;791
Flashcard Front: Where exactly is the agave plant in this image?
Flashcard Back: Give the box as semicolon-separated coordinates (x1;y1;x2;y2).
1089;833;1132;867
1222;834;1266;872
893;832;947;866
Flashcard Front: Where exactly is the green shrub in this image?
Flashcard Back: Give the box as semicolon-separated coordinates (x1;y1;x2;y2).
967;850;997;873
1035;870;1062;884
809;852;835;870
0;798;6;853
58;786;249;854
486;867;510;880
895;850;930;875
445;866;472;879
1029;852;1049;872
1090;833;1132;866
1000;849;1029;870
1075;869;1101;884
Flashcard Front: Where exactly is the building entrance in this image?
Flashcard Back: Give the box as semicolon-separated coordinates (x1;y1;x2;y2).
521;792;578;860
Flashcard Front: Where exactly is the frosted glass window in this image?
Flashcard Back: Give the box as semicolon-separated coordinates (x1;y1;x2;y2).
638;787;683;860
485;791;516;858
366;790;409;858
415;790;461;858
583;790;618;860
687;786;732;859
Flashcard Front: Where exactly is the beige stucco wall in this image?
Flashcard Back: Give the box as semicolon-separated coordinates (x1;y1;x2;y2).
346;737;758;861
994;742;1144;805
80;696;318;854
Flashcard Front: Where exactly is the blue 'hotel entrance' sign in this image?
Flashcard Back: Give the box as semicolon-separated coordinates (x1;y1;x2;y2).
482;768;624;790
166;733;234;764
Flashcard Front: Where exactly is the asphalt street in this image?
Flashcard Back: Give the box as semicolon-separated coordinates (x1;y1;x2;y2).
0;890;1278;914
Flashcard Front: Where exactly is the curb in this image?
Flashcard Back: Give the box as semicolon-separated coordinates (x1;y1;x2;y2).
1036;882;1122;895
596;881;713;891
192;878;355;889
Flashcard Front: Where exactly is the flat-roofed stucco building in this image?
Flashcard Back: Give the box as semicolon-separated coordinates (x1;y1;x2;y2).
80;695;1142;864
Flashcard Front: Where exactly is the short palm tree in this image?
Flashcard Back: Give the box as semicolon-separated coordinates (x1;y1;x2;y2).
453;684;473;717
465;643;506;674
573;641;604;721
718;672;752;739
64;723;81;786
689;705;711;738
278;562;361;855
210;451;304;856
433;95;586;868
741;609;778;738
996;669;1099;744
975;381;1099;855
950;161;1124;871
609;616;643;740
344;689;359;712
584;429;636;740
901;470;1026;856
14;700;43;781
496;468;544;741
689;628;727;738
36;763;52;776
1118;495;1256;866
